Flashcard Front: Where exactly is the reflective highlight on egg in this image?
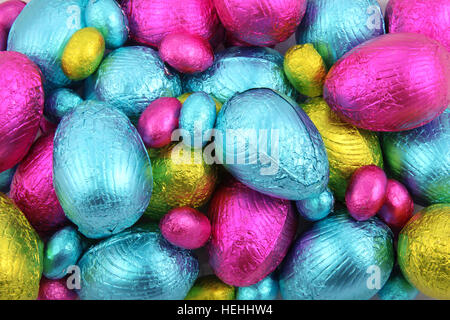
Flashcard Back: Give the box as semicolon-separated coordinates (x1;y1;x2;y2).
237;273;279;300
44;88;83;124
178;92;222;113
378;180;414;231
0;0;25;51
185;275;235;300
38;277;78;300
296;187;334;221
378;267;419;300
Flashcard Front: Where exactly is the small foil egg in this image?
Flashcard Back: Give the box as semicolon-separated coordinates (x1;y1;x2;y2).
10;133;68;238
0;0;25;51
279;210;394;300
159;32;214;74
296;187;334;221
214;0;307;46
185;275;235;300
324;33;450;132
237;273;279;300
301;98;383;201
284;44;327;98
137;97;182;149
43;226;85;280
386;0;450;51
91;46;182;122
378;180;414;231
178;92;222;113
44;88;83;124
38;277;78;300
0;193;43;300
84;0;129;49
215;88;329;201
77;223;199;300
183;46;296;104
296;0;385;68
378;267;419;301
53;101;153;239
0;166;16;193
208;179;298;287
398;204;450;300
0;51;44;172
382;109;450;206
160;207;211;250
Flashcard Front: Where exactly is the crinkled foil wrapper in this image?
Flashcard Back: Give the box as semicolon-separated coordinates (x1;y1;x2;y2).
185;275;235;300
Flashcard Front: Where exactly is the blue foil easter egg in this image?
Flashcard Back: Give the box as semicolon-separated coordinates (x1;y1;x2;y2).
77;223;199;300
378;268;419;300
237;273;279;300
382;109;450;206
183;46;296;104
296;0;385;68
44;88;83;124
296;187;334;221
91;46;182;122
53;101;152;239
215;88;329;200
279;210;394;300
0;166;17;193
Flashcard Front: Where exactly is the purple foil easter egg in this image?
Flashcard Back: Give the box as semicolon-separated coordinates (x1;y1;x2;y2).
0;51;44;172
345;165;387;221
0;0;25;51
38;277;78;300
208;178;298;287
324;33;450;132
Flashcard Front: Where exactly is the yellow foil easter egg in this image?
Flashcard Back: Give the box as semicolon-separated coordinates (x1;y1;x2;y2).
185;275;235;300
284;44;327;97
301;98;383;201
61;27;105;81
398;204;450;300
0;193;43;300
178;92;222;113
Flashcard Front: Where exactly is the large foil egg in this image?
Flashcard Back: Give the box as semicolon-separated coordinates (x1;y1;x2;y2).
77;223;199;300
53;101;153;239
208;179;298;286
280;210;394;300
215;88;329;201
185;275;235;300
0;193;43;300
324;33;450;132
0;51;44;172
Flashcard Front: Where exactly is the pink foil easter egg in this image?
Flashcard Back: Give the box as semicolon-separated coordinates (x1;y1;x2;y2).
0;51;44;172
38;277;78;300
121;0;219;47
160;207;211;250
324;33;450;132
386;0;450;51
214;0;307;46
137;97;182;148
0;0;26;51
345;165;387;221
208;178;298;287
159;32;214;74
10;132;68;238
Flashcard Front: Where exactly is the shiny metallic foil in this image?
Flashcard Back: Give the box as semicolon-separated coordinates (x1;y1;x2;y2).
378;267;418;300
398;204;450;300
0;0;25;51
296;187;334;221
185;275;235;300
0;193;43;300
38;277;78;300
44;88;84;124
178;92;222;113
237;273;279;300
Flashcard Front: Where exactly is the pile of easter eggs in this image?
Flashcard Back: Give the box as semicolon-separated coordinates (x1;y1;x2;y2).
0;0;448;301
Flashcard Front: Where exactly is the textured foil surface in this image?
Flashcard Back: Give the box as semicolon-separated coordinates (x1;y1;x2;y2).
378;267;419;300
44;88;84;124
53;101;153;239
236;273;279;300
178;92;223;113
295;187;334;221
185;275;235;300
0;0;25;51
324;33;450;132
38;277;78;300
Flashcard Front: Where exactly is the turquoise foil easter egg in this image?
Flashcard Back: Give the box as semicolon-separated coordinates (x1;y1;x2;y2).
53;101;153;239
44;88;83;124
237;273;279;300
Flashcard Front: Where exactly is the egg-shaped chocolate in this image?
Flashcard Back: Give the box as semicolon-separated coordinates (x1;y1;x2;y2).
296;187;334;221
44;88;83;124
0;0;25;51
185;275;235;300
377;267;419;301
38;277;78;300
237;273;279;300
178;92;222;113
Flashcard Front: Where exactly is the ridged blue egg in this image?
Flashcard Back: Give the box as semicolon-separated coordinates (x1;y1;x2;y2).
0;166;17;193
77;223;199;300
296;187;334;221
53;101;152;239
237;273;279;300
214;88;329;200
44;88;83;124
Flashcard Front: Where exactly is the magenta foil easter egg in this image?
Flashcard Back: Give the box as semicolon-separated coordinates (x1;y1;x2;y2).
38;277;78;300
0;0;26;51
208;178;298;287
0;51;44;172
121;0;219;47
324;33;450;132
10;132;68;238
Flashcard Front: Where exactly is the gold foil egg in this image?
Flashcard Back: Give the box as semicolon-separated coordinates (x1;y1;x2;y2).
61;27;105;81
284;44;327;97
185;275;235;300
398;204;450;300
301;98;383;201
0;193;43;300
178;92;222;113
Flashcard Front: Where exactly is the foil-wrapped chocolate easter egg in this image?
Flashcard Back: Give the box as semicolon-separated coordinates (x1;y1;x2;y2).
378;180;414;231
0;0;25;51
301;98;383;201
77;223;199;300
91;46;182;122
324;33;450;132
237;273;279;300
0;166;16;193
378;267;419;301
185;275;235;300
121;0;219;47
386;0;450;51
382;109;450;206
183;47;296;103
0;193;43;300
214;0;307;46
296;0;385;68
53;101;153;239
398;204;450;300
296;187;334;221
145;143;218;220
44;88;83;124
280;210;394;300
38;277;78;300
215;88;329;200
0;51;44;172
178;92;222;113
208;179;298;286
10;133;68;238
